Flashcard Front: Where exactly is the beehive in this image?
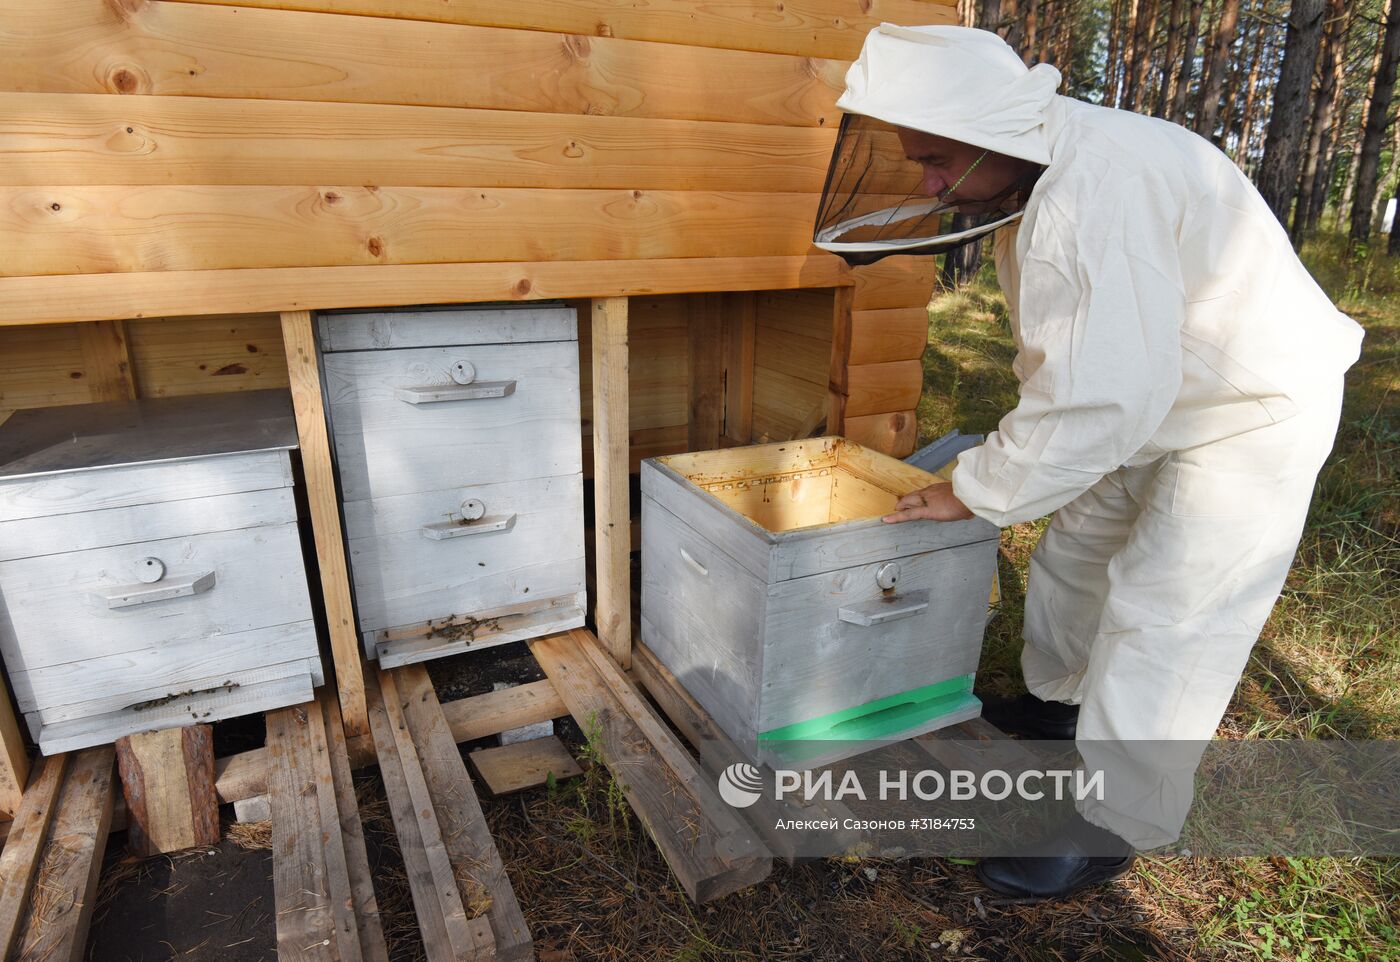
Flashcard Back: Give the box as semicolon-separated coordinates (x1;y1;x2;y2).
640;437;999;768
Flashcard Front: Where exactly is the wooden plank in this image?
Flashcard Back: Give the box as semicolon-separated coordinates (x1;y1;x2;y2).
530;629;770;903
0;93;840;192
281;310;369;739
842;410;919;457
0;255;852;327
266;705;336;962
468;736;582;795
0;1;849;128
114;725;218;857
0;324;88;424
319;694;390;962
827;285;855;436
395;665;532;961
75;320;136;400
165;0;957;60
370;669;492;961
0;756;68;957
303;697;367;962
438;680;565;744
687;293;725;451
851;256;936;311
0;185;826;276
0;686;26;820
590;297;631;669
721;292;756;444
844;359;923;418
849;307;928;364
126;313;288;399
12;745;115;962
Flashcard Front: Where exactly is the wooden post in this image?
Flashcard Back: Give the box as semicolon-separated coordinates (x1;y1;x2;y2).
721;291;756;445
0;682;28;818
589;297;631;669
114;726;219;857
280;309;370;741
827;286;855;437
76;320;136;401
687;293;725;451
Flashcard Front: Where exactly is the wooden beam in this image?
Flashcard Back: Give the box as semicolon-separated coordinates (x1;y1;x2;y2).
721;291;756;444
11;746;115;962
75;319;136;400
530;629;770;902
114;725;219;856
590;297;631;669
280;310;369;739
687;292;725;451
0;93;842;193
438;678;565;744
0;2;848;128
851;256;937;311
842;410;919;458
849;307;929;365
0;255;851;327
162;0;956;60
827;285;854;436
844;358;923;418
0;186;835;277
0;677;28;819
468;736;583;795
0;756;68;957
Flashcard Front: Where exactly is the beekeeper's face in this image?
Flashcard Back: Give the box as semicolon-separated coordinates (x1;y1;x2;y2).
897;127;1033;213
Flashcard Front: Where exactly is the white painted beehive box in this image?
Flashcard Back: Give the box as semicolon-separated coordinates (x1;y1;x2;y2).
316;304;586;667
0;389;323;754
641;437;999;769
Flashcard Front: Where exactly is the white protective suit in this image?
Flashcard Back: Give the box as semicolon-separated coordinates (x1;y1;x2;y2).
838;26;1366;848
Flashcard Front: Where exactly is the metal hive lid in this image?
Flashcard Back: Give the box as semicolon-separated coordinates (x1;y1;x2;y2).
0;388;299;481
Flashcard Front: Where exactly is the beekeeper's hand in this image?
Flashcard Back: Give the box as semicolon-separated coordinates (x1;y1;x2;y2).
882;482;975;523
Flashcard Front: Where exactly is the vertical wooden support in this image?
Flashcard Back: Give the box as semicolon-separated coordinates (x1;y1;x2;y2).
0;683;28;818
687;293;725;451
721;291;756;444
76;320;136;401
589;297;631;669
114;726;219;857
280;310;369;740
827;286;855;437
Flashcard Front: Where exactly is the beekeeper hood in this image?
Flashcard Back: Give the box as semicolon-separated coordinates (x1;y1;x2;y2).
814;24;1061;265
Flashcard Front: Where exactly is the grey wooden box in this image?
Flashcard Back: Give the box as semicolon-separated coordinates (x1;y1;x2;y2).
0;389;323;754
640;437;999;769
316;304;586;668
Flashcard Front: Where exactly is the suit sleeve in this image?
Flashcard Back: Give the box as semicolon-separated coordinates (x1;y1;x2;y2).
950;166;1186;527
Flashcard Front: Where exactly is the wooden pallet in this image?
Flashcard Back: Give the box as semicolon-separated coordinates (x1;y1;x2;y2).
266;693;389;962
367;664;533;962
530;628;771;902
0;747;115;961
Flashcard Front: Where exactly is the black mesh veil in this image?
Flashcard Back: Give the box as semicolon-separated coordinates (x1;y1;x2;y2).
813;113;1029;267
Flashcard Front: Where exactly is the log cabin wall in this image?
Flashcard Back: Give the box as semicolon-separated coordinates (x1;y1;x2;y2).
0;0;946;457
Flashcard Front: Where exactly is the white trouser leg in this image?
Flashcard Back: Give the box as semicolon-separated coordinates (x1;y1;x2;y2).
1021;469;1146;705
1074;382;1346;849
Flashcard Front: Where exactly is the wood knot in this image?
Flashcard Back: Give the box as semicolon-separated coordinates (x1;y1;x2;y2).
514;278;532;296
245;343;259;353
49;202;61;211
323;190;340;204
562;140;585;159
107;66;147;94
212;363;247;376
595;21;613;37
367;236;384;257
563;34;591;59
632;190;643;200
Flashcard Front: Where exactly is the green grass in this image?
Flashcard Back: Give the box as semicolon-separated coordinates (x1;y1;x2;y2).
917;233;1400;961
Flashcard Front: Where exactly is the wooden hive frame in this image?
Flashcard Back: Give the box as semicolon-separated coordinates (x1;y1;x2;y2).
0;0;955;950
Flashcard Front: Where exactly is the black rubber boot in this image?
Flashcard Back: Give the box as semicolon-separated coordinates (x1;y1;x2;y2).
980;691;1079;740
975;811;1136;900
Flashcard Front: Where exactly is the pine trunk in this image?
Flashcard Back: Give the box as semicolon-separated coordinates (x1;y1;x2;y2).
1350;0;1400;245
1233;6;1273;166
1257;0;1328;227
1291;0;1348;244
1337;17;1388;230
1197;0;1244;139
1156;0;1188;116
1171;0;1207;123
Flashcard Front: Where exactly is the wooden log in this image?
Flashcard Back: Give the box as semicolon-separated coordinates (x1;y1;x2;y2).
530;629;770;902
281;310;369;739
0;1;849;128
687;293;725;451
849;307;929;365
0;185;829;277
851;256;936;312
163;0;956;61
394;665;533;961
0;255;852;327
0;93;841;193
0;755;68;957
114;725;219;857
468;736;583;796
590;297;632;669
844;359;923;418
11;746;115;962
841;410;919;458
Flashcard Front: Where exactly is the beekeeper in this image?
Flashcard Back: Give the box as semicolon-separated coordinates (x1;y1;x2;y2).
816;25;1365;899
